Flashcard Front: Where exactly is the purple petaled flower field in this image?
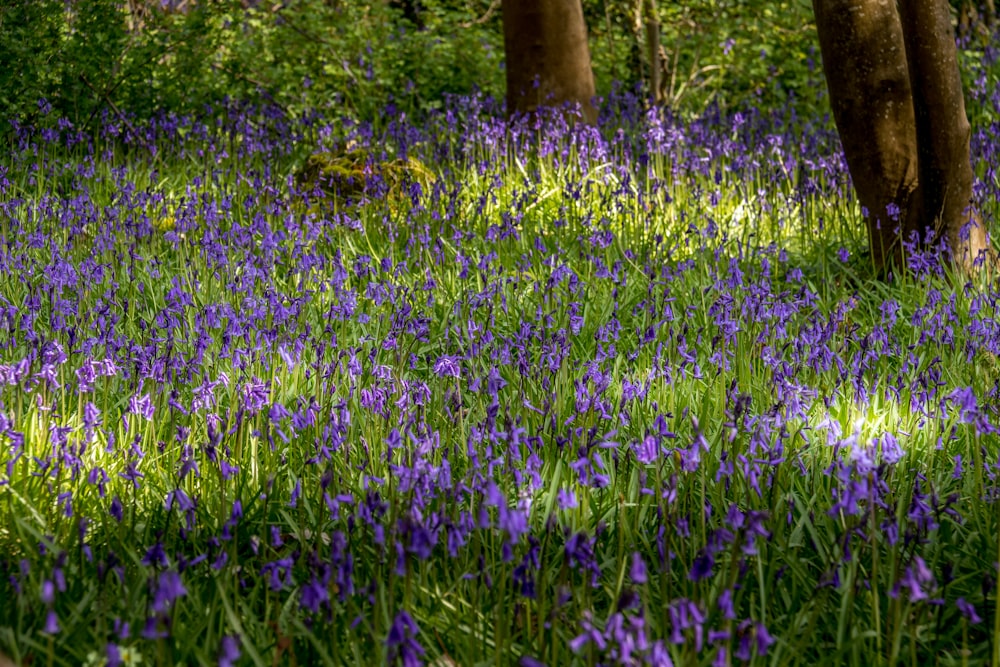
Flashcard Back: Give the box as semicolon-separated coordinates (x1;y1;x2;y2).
3;62;1000;666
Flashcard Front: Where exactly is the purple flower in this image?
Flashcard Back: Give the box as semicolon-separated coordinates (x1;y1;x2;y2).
557;488;577;510
956;597;982;623
261;558;294;591
498;505;529;543
386;610;424;667
891;555;936;602
433;355;461;379
142;616;169;640
152;570;187;613
486;366;506;395
106;643;122;667
142;542;169;568
668;599;705;648
241;378;269;414
41;579;55;604
630;552;648;584
569;614;607;653
113;617;130;640
218;635;241;667
649;641;674;667
949;386;980;423
755;622;775;655
43;609;60;634
83;402;102;429
165;488;194;513
300;575;329;614
718;588;736;620
880;432;904;465
688;551;714;582
634;435;659;465
128;393;155;420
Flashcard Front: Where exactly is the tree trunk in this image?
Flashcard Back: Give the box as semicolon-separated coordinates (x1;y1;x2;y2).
502;0;598;124
643;0;663;105
898;0;988;269
958;0;972;40
813;0;988;273
812;0;921;270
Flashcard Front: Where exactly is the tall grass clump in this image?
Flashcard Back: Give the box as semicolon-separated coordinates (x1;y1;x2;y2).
3;59;1000;666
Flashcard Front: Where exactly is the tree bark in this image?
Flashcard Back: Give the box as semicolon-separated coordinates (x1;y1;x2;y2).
898;0;988;269
812;0;921;270
643;0;663;105
813;0;989;273
502;0;598;124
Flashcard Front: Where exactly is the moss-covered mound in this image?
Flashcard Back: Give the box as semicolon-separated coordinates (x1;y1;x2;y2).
294;148;435;211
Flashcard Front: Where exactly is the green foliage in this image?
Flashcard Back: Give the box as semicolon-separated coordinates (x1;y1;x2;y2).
0;1;65;119
0;0;507;127
672;0;824;114
584;0;826;116
217;0;505;118
0;0;241;126
57;1;130;120
1;0;996;132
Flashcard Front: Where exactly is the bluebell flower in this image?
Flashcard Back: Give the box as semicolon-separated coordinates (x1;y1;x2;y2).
386;610;425;667
689;551;714;582
432;354;461;379
630;552;648;585
956;597;982;623
128;393;155;420
218;635;241;667
152;570;187;613
43;609;59;635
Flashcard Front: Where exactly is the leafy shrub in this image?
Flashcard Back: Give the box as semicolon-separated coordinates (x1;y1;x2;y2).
584;0;827;116
1;0;994;132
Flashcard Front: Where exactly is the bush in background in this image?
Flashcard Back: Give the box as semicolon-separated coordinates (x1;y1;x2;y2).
0;0;995;130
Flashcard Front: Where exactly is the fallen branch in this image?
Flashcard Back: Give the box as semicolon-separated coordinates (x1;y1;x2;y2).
459;0;500;27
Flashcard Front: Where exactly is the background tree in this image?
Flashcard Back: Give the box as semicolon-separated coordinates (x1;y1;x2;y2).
955;0;997;39
813;0;988;272
502;0;598;123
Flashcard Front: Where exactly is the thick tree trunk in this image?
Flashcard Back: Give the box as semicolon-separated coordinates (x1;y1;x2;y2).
812;0;922;270
898;0;988;269
813;0;989;273
502;0;598;124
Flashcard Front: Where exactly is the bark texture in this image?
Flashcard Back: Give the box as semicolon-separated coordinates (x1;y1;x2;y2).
643;0;663;105
898;0;987;269
813;0;988;272
812;0;921;269
502;0;598;124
